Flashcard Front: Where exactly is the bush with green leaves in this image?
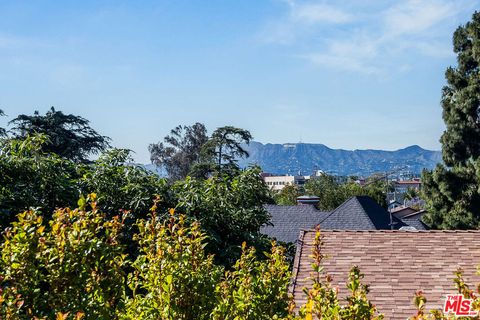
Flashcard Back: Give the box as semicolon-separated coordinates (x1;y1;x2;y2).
120;204;223;320
211;242;292;320
0;134;79;228
79;148;171;220
0;194;126;319
173;166;273;266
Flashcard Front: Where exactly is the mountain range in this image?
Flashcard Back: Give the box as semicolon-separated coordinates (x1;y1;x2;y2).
238;141;442;176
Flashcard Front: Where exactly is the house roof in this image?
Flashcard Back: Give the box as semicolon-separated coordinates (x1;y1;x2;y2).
262;196;427;243
292;230;480;319
390;206;417;214
261;205;329;243
319;196;393;230
399;217;427;230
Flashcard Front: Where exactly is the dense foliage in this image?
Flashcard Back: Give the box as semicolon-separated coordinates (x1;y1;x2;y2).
1;200;386;320
173;166;273;265
422;11;480;229
79;148;171;219
0;194;126;319
2;191;480;319
0;135;79;227
121;206;223;320
10;107;110;163
273;184;302;205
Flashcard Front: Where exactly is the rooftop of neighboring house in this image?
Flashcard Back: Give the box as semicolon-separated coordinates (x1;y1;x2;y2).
320;195;394;230
291;230;480;319
261;204;330;243
262;196;427;244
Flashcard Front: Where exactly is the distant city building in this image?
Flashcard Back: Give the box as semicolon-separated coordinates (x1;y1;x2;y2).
393;178;422;193
263;175;307;191
262;171;325;191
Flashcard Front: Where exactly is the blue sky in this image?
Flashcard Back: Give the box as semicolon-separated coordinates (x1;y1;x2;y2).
0;0;478;162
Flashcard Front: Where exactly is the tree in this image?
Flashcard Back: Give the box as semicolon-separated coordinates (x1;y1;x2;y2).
149;123;209;181
10;107;110;162
79;149;172;255
80;148;171;219
199;126;252;176
0;134;79;228
274;184;303;205
173;167;273;266
305;174;387;211
422;12;480;229
0;109;5;136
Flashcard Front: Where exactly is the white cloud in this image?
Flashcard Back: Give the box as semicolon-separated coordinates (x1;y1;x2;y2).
259;0;353;44
261;0;476;74
383;0;457;36
291;3;353;24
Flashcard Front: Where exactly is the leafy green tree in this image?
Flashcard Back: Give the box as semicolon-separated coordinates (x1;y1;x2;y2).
197;126;252;176
274;184;303;205
0;134;79;228
173;167;273;266
422;12;480;229
10;107;110;162
0;194;126;319
149;123;208;181
80;148;170;219
79;148;171;254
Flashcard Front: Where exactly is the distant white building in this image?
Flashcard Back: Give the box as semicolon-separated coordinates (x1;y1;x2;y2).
263;175;306;191
262;170;324;191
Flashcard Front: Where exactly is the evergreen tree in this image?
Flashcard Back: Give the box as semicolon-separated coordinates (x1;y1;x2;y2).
10;107;110;162
422;12;480;229
196;126;252;176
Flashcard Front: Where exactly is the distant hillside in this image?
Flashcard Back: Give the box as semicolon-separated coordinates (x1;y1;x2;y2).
238;142;442;176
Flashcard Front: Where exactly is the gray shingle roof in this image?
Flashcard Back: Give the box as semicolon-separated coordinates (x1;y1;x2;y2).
320;196;392;230
400;217;428;230
262;196;428;243
261;205;329;243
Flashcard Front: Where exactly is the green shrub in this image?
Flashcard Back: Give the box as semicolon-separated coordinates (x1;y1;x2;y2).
0;134;79;228
0;194;126;319
120;204;223;320
212;242;292;320
173;167;273;266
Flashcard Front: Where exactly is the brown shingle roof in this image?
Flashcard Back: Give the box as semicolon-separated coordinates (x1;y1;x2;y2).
291;230;480;319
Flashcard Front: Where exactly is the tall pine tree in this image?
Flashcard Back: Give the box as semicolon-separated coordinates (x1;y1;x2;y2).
422;12;480;229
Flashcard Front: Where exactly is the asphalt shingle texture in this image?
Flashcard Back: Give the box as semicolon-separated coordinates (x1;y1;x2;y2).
320;196;392;230
261;205;329;243
292;230;480;319
262;196;427;244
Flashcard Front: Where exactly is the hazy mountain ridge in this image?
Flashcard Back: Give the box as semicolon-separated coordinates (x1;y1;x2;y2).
238;141;442;176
